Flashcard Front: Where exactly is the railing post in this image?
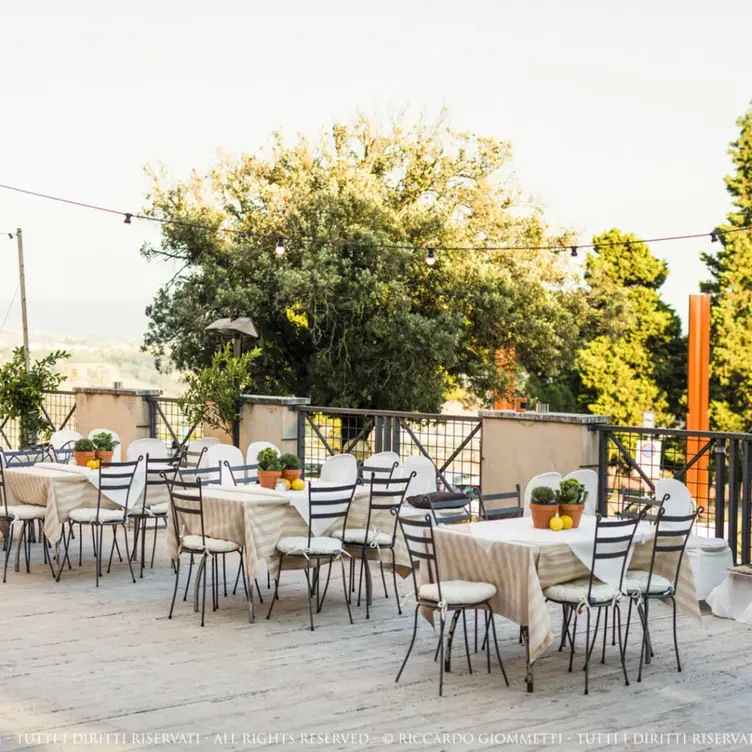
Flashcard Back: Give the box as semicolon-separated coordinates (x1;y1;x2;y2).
598;427;608;516
742;440;751;565
392;417;401;456
375;416;383;453
715;439;726;540
729;439;739;564
147;397;157;439
297;409;306;474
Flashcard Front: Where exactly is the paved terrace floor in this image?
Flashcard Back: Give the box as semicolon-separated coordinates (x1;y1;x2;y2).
1;533;752;752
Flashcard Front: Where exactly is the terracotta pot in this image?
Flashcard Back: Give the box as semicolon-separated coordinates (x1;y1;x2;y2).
558;503;584;528
530;502;559;530
74;451;97;467
96;450;113;465
258;469;282;489
281;468;302;483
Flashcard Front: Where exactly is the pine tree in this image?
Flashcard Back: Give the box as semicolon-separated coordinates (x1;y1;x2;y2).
701;104;752;431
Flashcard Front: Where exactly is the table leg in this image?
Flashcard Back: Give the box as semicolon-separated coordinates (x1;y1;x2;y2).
520;625;534;692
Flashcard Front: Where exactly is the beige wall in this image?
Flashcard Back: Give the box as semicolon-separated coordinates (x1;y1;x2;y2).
480;411;607;496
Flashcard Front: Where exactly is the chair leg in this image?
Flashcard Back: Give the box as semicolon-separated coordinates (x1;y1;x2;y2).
266;555;284;620
183;553;194;601
122;524;136;583
107;527;117;573
671;595;682;672
380;561;388;598
584;608;591;695
316;557;333;613
340;556;353;624
622;596;634;657
438;614;446;697
615;602;629;686
79;522;83;566
222;553;227;597
568;610;579;672
3;521;14;583
357;549;365;608
461;610;472;675
56;524;71;583
391;548;401;615
585;607;602;666
140;515;148;578
238;551;253;623
637;600;648;683
44;534;56;578
233;558;242;595
201;553;207;627
396;605;420;683
559;605;572;651
304;561;315;631
131;517;140;561
601;607;608;664
488;608;510;686
168;557;181;619
95;525;101;588
151;518;159;569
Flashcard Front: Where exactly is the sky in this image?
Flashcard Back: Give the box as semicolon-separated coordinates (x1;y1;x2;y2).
1;0;751;338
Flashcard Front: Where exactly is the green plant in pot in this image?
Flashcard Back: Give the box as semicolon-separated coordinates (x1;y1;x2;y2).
257;447;283;489
556;478;588;528
529;485;559;529
73;438;97;467
280;452;302;483
92;432;120;464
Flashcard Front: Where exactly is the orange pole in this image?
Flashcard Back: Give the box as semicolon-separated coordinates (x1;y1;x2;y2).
686;294;710;499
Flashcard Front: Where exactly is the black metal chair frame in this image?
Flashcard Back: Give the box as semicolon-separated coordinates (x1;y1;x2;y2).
266;481;357;631
221;460;260;486
394;510;509;697
57;457;141;587
474;485;523;521
545;512;644;695
165;476;252;627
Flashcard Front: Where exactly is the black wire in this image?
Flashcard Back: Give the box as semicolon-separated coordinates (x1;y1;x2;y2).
0;181;749;253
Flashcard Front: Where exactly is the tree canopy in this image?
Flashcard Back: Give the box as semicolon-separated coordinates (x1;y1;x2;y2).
141;114;582;412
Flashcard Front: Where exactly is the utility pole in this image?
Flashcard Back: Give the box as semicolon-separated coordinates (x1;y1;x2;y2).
15;228;30;373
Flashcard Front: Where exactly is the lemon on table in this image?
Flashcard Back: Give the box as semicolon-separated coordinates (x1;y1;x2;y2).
86;459;99;469
549;516;564;532
283;478;292;490
560;514;573;530
291;478;305;491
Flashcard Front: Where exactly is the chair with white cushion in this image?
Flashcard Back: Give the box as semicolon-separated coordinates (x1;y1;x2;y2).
361;451;400;483
59;458;141;587
127;438;169;463
394;511;509;696
203;444;245;486
543;513;641;695
267;481;357;631
0;463;53;582
621;505;701;682
319;453;358;485
165;477;251;627
334;470;414;618
563;469;598;516
184;437;220;468
403;455;438;498
246;441;280;481
87;429;122;463
49;430;82;464
523;472;562;517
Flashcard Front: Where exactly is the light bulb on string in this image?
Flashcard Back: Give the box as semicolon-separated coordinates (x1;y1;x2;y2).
425;247;436;266
123;213;132;225
711;232;719;243
275;237;285;257
570;246;578;257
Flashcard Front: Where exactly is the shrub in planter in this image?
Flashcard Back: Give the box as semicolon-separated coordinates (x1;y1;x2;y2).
92;432;120;464
529;485;559;529
73;438;97;467
556;478;588;528
280;452;302;483
257;447;283;489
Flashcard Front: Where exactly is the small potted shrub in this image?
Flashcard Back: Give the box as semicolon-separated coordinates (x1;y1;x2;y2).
556;478;588;528
73;438;96;467
529;485;559;529
280;452;302;483
257;447;283;489
92;431;120;464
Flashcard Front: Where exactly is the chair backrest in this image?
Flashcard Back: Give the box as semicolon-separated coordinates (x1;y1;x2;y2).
0;463;7;516
319;453;358;485
306;481;357;547
143;454;180;507
395;510;442;602
655;478;694;517
165;476;206;546
523;472;562;516
246;441;280;477
97;457;142;517
203;444;244;486
644;505;702;592
49;429;82;449
128;438;169;463
185;438;221;468
1;447;49;468
361;452;400;482
221;461;260;487
477;485;522;520
362;472;415;544
48;442;75;464
88;429;122;462
563;469;598;515
402;456;438;498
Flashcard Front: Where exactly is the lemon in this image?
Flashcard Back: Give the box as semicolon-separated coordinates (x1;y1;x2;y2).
291;479;305;491
283;478;292;490
86;459;99;469
549;515;564;532
560;514;573;530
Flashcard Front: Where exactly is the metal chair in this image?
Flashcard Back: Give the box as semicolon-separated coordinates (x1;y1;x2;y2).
266;481;357;631
542;512;643;694
59;458;142;587
221;460;260;487
394;510;509;696
475;485;522;520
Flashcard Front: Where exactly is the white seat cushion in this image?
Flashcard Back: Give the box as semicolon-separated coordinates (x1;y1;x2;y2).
181;534;240;554
69;508;125;524
418;579;496;605
332;528;393;546
149;502;169;516
623;570;673;595
543;577;618;604
3;504;45;521
276;536;343;556
687;535;729;553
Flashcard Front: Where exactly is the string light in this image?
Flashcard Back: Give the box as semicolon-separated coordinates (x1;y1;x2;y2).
425;247;436;266
570;246;578;257
124;213;132;225
275;237;285;257
711;232;719;242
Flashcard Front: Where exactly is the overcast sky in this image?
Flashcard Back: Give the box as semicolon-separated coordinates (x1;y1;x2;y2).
1;0;750;335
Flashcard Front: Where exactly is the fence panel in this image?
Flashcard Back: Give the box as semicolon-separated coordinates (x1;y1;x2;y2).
0;390;77;449
148;397;203;452
297;406;481;489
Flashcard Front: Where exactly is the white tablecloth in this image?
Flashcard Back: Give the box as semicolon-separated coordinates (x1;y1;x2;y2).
33;462;145;508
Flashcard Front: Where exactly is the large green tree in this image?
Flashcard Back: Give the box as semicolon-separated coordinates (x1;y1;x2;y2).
702;104;752;431
141;114;581;411
574;229;685;425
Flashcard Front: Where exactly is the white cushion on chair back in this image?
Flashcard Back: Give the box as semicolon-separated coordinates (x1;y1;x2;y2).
402;455;438;498
204;444;244;485
655;478;694;525
49;429;82;449
319;453;358;484
127;438;169;462
563;469;598;516
87;428;122;462
523;472;562;517
362;451;400;482
246;441;281;476
185;437;221;468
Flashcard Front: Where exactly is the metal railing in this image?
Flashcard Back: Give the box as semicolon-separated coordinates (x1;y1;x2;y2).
296;406;482;489
147;396;204;453
594;424;752;564
0;390;77;449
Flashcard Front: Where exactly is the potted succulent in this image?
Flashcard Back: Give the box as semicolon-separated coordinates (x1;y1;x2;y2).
257;447;283;489
556;478;588;528
280;452;302;483
73;438;97;467
529;486;559;529
92;431;120;464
